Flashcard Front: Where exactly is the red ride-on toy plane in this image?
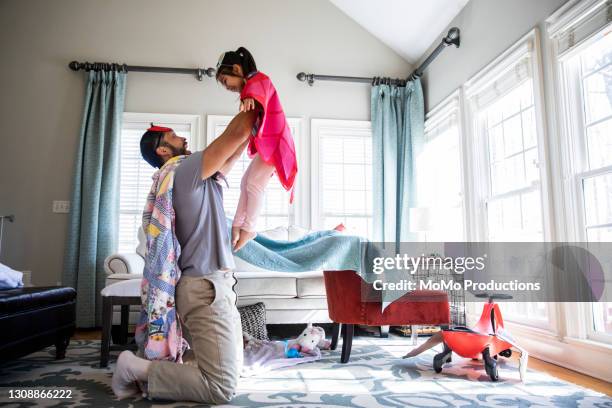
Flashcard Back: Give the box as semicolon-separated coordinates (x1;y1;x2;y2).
434;293;528;382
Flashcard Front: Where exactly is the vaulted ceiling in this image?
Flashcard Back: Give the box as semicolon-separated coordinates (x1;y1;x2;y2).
330;0;469;63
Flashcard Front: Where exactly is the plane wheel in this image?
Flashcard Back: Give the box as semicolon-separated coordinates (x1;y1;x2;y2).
483;347;499;381
433;348;452;374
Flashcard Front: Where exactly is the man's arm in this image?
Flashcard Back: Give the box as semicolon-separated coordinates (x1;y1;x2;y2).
201;110;258;180
219;139;249;176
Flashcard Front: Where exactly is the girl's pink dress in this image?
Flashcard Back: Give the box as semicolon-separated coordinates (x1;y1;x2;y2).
240;72;298;199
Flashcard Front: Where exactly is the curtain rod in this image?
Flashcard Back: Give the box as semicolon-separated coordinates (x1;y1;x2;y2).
68;61;216;81
296;27;460;87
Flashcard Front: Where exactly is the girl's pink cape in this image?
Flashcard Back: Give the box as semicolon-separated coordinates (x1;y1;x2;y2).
241;72;297;200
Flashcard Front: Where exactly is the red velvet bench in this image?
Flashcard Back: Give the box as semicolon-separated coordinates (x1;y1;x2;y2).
323;270;450;363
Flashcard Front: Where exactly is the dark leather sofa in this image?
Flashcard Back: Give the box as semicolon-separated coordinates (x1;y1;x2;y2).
0;286;76;362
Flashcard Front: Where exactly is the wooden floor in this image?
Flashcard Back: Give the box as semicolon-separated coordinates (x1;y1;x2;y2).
74;329;611;397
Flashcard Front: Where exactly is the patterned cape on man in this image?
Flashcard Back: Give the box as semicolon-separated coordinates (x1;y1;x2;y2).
135;155;188;362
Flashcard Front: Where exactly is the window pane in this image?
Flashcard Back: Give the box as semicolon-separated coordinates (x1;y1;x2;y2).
418;116;465;241
503;114;523;157
581;32;612;74
522;107;537;149
582;64;612;125
592;301;612;335
587;226;612;242
488;124;504;163
480;76;544;245
524;147;540;185
570;33;612;339
317;123;372;239
583;173;612;227
586;118;612;169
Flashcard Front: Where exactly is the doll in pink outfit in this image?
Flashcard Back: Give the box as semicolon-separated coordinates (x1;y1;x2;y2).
216;47;298;251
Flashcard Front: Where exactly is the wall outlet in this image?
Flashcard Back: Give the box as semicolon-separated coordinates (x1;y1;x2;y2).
52;200;70;213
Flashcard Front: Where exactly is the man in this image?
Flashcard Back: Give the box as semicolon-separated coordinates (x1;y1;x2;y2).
111;109;258;404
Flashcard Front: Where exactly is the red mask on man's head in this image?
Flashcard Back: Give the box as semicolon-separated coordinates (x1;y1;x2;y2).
147;124;173;133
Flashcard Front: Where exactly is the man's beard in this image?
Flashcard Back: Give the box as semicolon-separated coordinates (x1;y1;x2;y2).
167;144;186;157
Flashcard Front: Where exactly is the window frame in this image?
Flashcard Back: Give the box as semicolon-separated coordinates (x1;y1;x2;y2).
310;118;373;236
118;112;201;252
462;29;557;331
548;3;612;344
464;29;554;244
421;90;468;241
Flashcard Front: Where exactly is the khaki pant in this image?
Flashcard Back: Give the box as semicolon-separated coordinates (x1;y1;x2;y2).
147;271;243;404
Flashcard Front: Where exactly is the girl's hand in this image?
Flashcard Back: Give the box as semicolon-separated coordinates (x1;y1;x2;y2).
240;98;256;112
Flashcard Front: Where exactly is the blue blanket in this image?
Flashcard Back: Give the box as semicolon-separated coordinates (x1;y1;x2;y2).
232;226;408;308
235;229;365;274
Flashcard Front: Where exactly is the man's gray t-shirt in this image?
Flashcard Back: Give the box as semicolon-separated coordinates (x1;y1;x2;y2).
172;151;235;276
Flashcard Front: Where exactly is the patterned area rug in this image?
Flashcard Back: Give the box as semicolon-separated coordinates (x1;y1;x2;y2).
0;338;609;407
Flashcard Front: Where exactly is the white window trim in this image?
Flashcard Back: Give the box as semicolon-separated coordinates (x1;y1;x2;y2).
423;90;468;240
206;114;304;227
546;0;612;243
310;118;372;232
464;28;555;244
118;112;201;252
461;29;558;333
123;112;202;150
547;0;612;348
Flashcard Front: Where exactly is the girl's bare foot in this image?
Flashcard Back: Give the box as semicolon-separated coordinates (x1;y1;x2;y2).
231;226;241;249
234;229;257;251
402;332;443;358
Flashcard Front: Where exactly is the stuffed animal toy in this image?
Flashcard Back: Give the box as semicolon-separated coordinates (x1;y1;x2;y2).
285;324;331;358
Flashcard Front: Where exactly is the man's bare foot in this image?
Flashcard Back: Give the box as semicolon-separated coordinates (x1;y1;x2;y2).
112;351;142;400
234;229;256;252
231;226;241;249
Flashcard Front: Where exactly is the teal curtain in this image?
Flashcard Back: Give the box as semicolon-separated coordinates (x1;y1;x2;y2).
371;78;424;244
63;70;127;327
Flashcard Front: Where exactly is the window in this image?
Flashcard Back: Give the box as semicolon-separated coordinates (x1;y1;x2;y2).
206;115;302;231
555;22;612;340
311;119;373;239
418;92;466;241
465;31;549;244
464;30;551;327
118;113;200;253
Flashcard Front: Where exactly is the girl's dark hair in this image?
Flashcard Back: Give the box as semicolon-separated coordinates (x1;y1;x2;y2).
215;47;257;79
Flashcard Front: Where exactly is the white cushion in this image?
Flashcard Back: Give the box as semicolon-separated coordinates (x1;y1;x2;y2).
101;278;141;297
234;270;323;279
237;297;328;310
258;226;288;240
105;273;143;287
235;277;297;298
288;225;311;241
296;277;327;297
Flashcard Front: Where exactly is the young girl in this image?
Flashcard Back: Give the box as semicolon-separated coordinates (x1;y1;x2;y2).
216;47;298;251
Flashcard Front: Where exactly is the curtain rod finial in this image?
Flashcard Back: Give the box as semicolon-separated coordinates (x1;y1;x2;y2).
69;61;81;71
445;27;460;48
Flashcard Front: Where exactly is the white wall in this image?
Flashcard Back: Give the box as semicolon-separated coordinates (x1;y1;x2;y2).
0;0;411;286
419;0;568;111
